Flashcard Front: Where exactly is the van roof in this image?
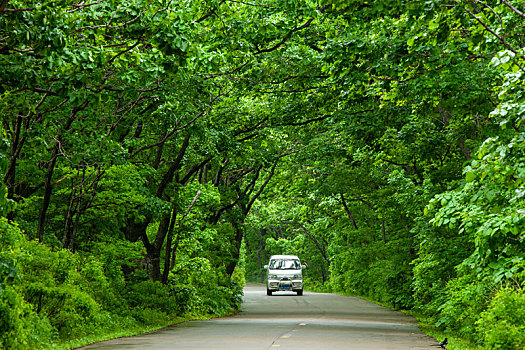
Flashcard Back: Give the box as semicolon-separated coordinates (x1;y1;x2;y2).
270;255;300;260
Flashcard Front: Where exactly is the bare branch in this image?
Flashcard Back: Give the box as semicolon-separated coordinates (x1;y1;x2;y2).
502;0;525;19
474;0;503;26
245;145;302;213
196;0;226;23
255;18;314;55
234;117;269;136
40;97;70;116
199;61;250;78
180;157;213;185
106;37;142;65
340;193;358;230
462;3;525;72
462;4;517;54
31;88;58;96
0;0;9;12
259;85;329;94
274;114;331;127
182;190;201;218
227;0;274;7
2;1;34;12
67;0;105;13
232;74;328;85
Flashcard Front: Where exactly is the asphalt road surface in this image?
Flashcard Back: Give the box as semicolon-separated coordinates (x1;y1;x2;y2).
81;284;437;349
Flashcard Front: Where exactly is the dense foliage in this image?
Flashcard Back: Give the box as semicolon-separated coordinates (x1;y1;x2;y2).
2;0;525;348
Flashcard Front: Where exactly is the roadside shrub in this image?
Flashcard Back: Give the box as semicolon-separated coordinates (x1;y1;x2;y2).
412;223;471;311
49;286;101;339
130;307;168;325
0;285;39;349
1;214;244;349
437;272;492;340
329;246;374;296
19;237;129;341
169;257;242;316
0;218;56;349
91;240;143;291
68;256;120;312
125;279;177;315
169;285;198;314
477;288;525;349
329;240;413;309
231;264;246;288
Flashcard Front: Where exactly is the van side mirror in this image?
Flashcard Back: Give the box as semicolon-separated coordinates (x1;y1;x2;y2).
264;265;268;269
301;265;306;269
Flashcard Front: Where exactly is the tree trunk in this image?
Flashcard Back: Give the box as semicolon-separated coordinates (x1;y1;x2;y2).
161;207;178;284
341;193;358;230
4;116;23;203
36;101;88;242
255;228;266;283
69;171;101;252
37;144;59;242
122;218;150;242
299;224;329;283
62;183;77;248
145;214;171;281
226;217;244;276
144;253;162;282
170;232;181;271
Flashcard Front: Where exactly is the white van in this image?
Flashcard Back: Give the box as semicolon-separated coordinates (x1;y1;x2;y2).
264;255;305;296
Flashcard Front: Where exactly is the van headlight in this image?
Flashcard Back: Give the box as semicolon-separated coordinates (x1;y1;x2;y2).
293;274;301;279
269;274;278;279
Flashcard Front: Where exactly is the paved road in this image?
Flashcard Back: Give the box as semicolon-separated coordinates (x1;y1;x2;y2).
81;284;437;349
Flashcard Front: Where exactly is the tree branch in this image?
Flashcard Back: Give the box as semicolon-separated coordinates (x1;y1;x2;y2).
462;4;517;54
67;0;105;13
196;0;226;23
0;0;9;12
156;134;191;198
341;193;358;230
502;0;525;19
129;89;229;159
180;157;213;185
255;18;314;55
106;37;142;65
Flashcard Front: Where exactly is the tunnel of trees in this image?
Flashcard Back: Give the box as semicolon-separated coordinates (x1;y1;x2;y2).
1;0;525;348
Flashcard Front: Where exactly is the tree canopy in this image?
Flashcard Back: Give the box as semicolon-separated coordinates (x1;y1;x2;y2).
2;0;525;348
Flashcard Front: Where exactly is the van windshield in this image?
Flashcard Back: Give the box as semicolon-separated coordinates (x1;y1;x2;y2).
269;259;301;270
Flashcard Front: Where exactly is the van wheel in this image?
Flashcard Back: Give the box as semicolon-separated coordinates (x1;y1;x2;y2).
267;289;272;296
296;290;303;296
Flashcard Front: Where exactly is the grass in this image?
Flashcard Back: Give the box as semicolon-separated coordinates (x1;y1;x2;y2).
55;311;239;350
414;314;484;350
55;316;187;350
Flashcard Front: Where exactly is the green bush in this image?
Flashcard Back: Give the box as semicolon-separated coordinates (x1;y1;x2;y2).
437;273;492;340
477;288;525;349
168;257;243;316
15;233;141;343
328;240;413;309
125;279;178;316
68;255;121;313
0;218;56;349
130;307;168;325
0;216;242;348
51;287;101;339
231;264;246;289
0;284;36;349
